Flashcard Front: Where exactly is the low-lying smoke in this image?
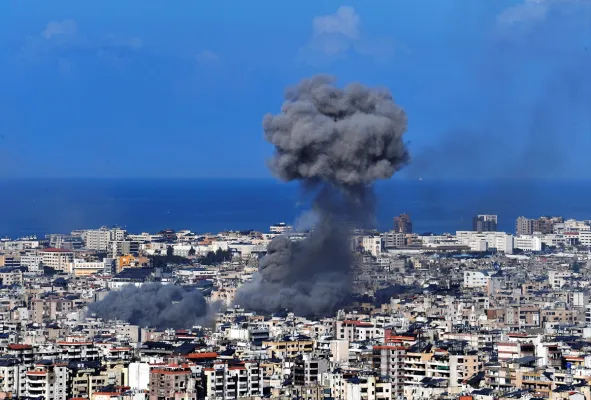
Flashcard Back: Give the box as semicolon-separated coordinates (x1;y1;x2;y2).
235;75;409;317
87;283;209;329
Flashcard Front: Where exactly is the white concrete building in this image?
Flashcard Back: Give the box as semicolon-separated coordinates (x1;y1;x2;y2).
464;270;491;288
326;373;393;400
174;268;218;279
336;320;383;342
20;252;43;272
229;243;267;258
362;235;382;257
81;227;110;251
203;361;263;398
40;249;74;272
548;270;572;289
0;239;43;251
469;239;488;252
68;259;112;276
81;227;126;251
172;244;193;257
579;231;591;247
270;222;293;234
541;234;576;247
0;359;28;396
555;219;591;233
25;363;69;400
128;362;150;391
514;235;543;252
456;231;514;253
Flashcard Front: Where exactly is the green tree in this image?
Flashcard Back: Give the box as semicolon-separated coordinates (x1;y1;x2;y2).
200;248;232;265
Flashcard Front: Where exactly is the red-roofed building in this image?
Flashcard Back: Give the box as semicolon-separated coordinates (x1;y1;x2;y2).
385;330;417;346
184;352;218;363
24;364;68;400
372;345;407;397
336;320;381;341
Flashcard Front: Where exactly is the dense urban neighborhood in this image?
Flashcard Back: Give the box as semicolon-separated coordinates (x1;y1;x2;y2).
0;214;590;399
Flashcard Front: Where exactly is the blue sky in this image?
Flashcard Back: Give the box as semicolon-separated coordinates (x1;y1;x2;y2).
0;0;589;179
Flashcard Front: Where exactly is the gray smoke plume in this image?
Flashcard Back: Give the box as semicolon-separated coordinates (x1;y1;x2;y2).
402;1;590;226
87;283;209;329
235;75;409;317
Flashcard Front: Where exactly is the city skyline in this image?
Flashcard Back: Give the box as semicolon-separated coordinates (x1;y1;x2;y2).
0;2;590;399
0;214;590;399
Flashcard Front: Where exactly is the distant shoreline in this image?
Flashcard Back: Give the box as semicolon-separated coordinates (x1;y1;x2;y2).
0;179;588;239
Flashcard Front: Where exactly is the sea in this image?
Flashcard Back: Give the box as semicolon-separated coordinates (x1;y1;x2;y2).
0;178;589;239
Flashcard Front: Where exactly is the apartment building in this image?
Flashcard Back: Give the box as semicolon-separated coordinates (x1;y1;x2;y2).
336;320;383;342
20;251;43;271
81;227;126;251
393;213;413;234
514;235;543;252
149;364;198;400
516;216;534;235
464;270;491;288
25;362;69;400
30;298;78;324
69;362;128;398
0;268;23;286
40;248;74;272
472;215;498;232
203;361;262;399
362;235;382;257
293;354;329;386
262;338;314;359
326;372;393;400
381;231;406;249
0;357;29;397
372;345;406;397
270;222;293;234
56;340;100;362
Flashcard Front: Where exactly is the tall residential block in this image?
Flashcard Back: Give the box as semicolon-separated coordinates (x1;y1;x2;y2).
393;213;413;234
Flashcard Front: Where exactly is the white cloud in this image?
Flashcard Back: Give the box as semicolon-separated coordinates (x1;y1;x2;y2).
497;0;550;25
42;19;78;40
196;49;219;64
20;19;143;74
102;34;144;50
497;0;590;25
313;6;360;39
300;6;396;66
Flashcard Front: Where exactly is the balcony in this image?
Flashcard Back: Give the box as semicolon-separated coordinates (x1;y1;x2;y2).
27;386;45;395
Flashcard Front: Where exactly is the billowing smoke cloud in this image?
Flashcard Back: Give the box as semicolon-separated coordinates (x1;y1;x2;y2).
235;75;409;317
87;283;209;329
